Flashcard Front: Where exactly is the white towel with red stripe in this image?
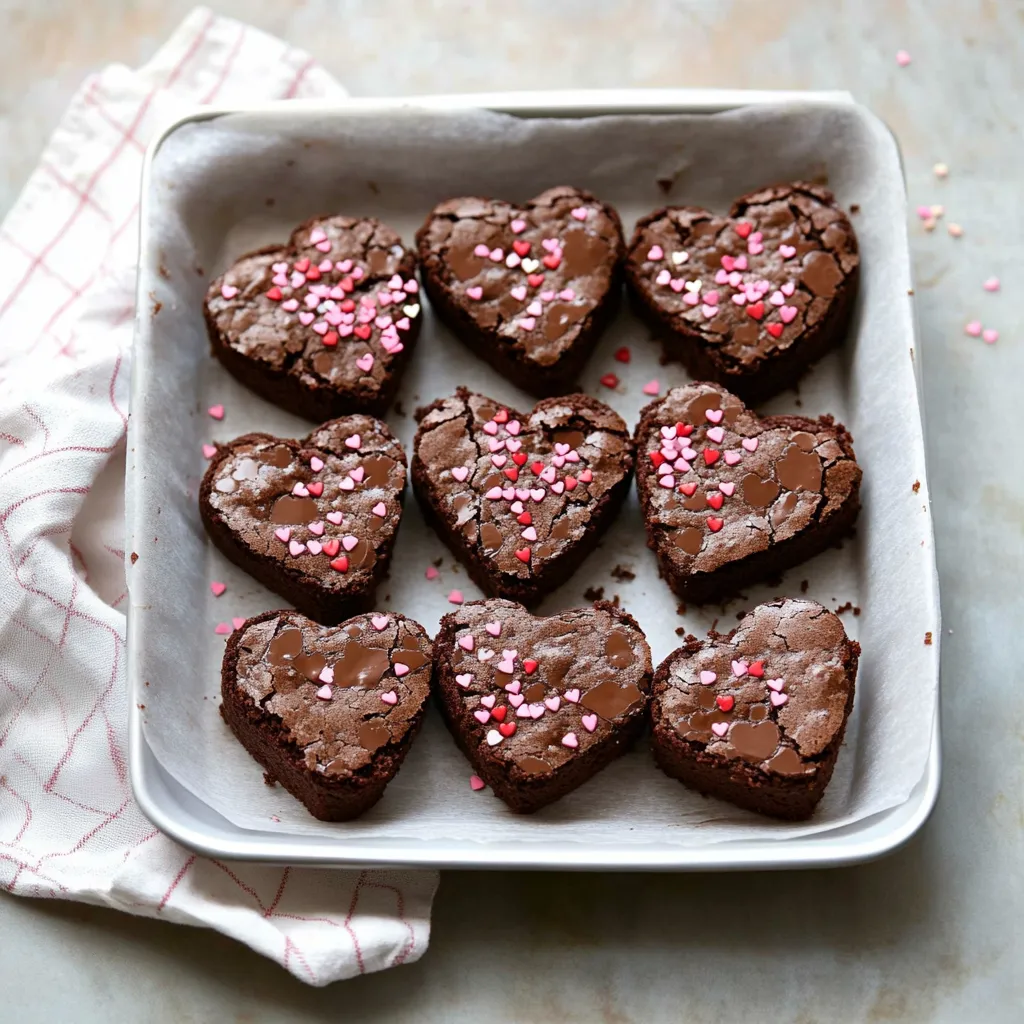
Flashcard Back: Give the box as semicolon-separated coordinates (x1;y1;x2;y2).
0;6;436;986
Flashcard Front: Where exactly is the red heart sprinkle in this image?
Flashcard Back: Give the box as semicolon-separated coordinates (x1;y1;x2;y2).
614;346;631;363
498;722;517;737
564;476;578;490
531;461;544;475
707;517;724;533
307;481;324;497
491;705;507;722
527;274;545;287
650;451;666;468
676;423;693;437
704;449;720;466
523;659;539;674
493;409;509;423
322;539;340;556
512;452;527;466
340;299;355;312
294;258;310;273
305;266;321;281
766;323;784;338
748;661;765;678
716;694;735;712
354;324;372;340
679;482;698;496
266;286;283;301
512;240;531;257
706;492;724;510
340;277;355;292
542;254;561;270
515;548;531;563
323;331;338;347
735;221;752;239
330;555;349;572
503;467;519;481
517;512;532;525
600;373;619;389
746;301;765;320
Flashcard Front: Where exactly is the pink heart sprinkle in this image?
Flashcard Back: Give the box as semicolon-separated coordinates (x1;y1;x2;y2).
780;305;798;324
309;227;327;244
779;244;796;259
699;671;717;685
683;292;699;306
448;590;464;605
355;353;374;373
298;311;315;325
394;663;410;677
581;714;598;733
345;434;361;449
214;622;231;635
497;660;514;674
518;317;536;331
734;255;748;271
724;452;742;467
562;732;579;748
521;526;538;541
748;242;764;255
647;245;664;261
719;482;736;496
656;269;671;286
781;282;795;296
319;666;334;684
770;691;789;707
571;207;588;221
202;443;217;459
742;437;759;452
474;709;490;724
706;409;724;424
545;696;561;712
371;614;389;631
509;694;524;708
289;540;306;556
308;521;324;536
292;482;309;497
381;690;398;705
456;673;473;687
711;722;729;737
702;304;718;319
707;426;725;444
732;660;749;677
965;320;982;337
642;380;660;396
510;285;528;302
220;284;238;300
207;405;224;420
564;688;580;703
473;244;489;257
670;278;685;293
769;291;785;306
466;286;483;300
340;478;355;491
306;540;322;555
327;511;343;524
349;466;365;483
489;248;503;262
342;535;359;552
316;685;333;700
983;277;1000;292
485;621;502;637
983;328;999;344
715;269;729;284
479;695;496;710
505;680;521;695
470;775;486;791
510;219;527;233
896;49;912;66
451;466;469;482
458;635;475;651
210;581;226;596
274;527;291;542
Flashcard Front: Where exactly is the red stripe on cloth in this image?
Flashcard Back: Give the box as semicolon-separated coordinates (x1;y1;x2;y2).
284;56;317;99
158;854;196;910
200;25;247;104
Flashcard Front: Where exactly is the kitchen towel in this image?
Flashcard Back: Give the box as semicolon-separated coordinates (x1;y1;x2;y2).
0;6;437;986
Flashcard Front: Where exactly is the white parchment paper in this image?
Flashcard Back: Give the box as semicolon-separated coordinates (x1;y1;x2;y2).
129;102;939;851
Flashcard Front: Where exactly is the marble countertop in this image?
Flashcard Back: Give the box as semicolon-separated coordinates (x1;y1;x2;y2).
2;1;1021;1020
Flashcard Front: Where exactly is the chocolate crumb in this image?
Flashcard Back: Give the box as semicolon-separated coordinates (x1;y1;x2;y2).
195;265;204;276
152;301;162;316
850;203;860;214
676;602;687;616
265;197;275;207
794;397;803;407
925;632;933;645
158;264;170;280
611;564;636;582
710;618;719;631
367;181;379;194
137;704;145;710
908;289;915;297
584;585;605;601
835;601;853;615
800;579;809;592
130;552;138;564
657;176;675;194
675;626;688;636
393;400;406;418
433;557;444;568
853;607;861;616
912;480;921;493
263;772;278;787
611;594;621;607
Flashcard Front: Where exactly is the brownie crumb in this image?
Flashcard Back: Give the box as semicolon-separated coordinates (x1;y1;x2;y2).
675;626;688;636
611;564;636;582
710;618;719;631
800;579;809;592
925;632;933;645
383;593;391;603
908;289;915;297
152;300;162;316
393;400;406;418
158;264;170;280
137;703;145;710
263;772;277;787
835;601;853;615
265;197;275;207
853;607;861;616
195;265;204;276
433;557;444;568
676;602;687;616
130;552;138;564
367;181;379;194
912;480;921;493
850;203;861;214
584;586;605;602
657;176;675;194
611;594;621;607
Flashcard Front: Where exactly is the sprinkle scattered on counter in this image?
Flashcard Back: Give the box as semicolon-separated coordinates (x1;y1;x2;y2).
448;589;464;605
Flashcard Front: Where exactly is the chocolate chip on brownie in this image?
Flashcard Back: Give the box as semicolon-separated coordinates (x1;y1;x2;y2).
634;382;861;605
416;187;625;395
650;598;859;819
221;610;432;820
412;388;634;606
205;215;421;420
200;415;406;624
625;183;859;403
433;598;652;813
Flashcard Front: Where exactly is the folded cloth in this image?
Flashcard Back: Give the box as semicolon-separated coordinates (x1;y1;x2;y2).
0;6;437;986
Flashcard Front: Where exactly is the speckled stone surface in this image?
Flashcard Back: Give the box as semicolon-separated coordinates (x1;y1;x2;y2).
2;1;1022;1021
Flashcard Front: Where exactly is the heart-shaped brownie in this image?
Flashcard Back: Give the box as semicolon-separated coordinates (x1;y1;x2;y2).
650;599;858;819
625;183;859;403
413;388;634;606
200;415;406;624
206;214;422;420
416;187;625;395
222;610;432;820
434;599;652;812
635;382;861;604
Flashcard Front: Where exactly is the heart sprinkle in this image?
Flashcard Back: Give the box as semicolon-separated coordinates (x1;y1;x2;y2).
470;775;486;790
711;721;729;737
210;581;226;597
716;695;734;712
448;590;464;605
562;732;579;748
207;404;225;420
699;670;717;685
381;690;398;705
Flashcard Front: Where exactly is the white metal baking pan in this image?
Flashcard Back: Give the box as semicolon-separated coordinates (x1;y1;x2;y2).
127;89;940;869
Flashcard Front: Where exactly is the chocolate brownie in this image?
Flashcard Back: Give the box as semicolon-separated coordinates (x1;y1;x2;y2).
625;183;859;403
416;187;625;395
412;388;634;606
650;598;859;819
433;599;652;812
205;214;421;420
200;416;406;624
634;382;861;604
221;610;432;821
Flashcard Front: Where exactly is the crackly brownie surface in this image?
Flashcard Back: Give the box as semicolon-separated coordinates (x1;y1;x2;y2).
433;599;652;812
221;610;432;820
634;382;861;604
413;388;634;606
650;598;859;819
205;214;421;419
416;186;625;394
626;183;859;402
201;416;406;623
